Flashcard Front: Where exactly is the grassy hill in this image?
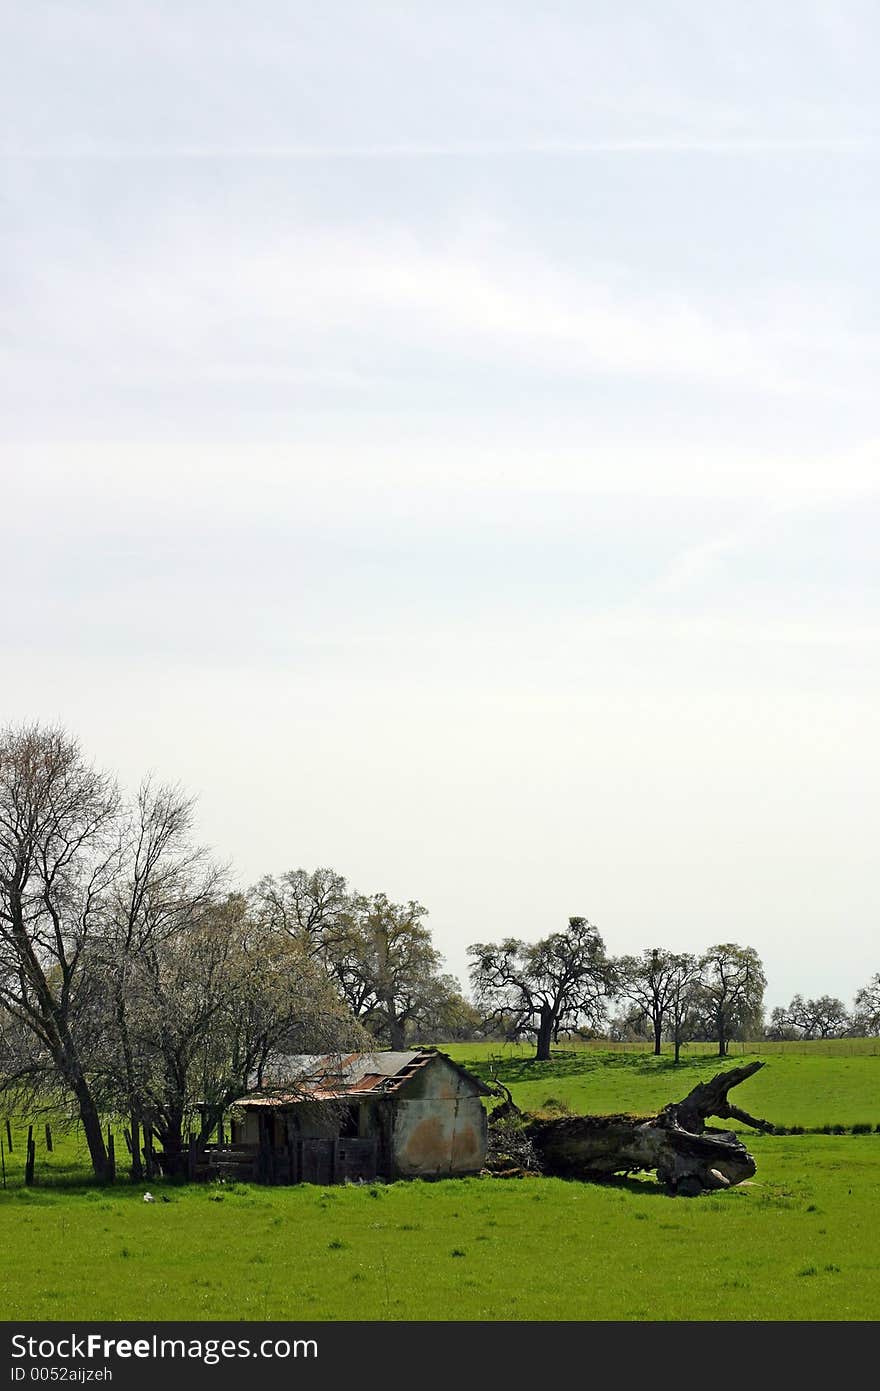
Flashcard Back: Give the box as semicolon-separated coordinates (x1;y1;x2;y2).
442;1039;880;1130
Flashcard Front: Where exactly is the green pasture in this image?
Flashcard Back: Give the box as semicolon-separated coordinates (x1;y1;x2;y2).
0;1138;878;1320
442;1040;880;1130
2;1042;879;1320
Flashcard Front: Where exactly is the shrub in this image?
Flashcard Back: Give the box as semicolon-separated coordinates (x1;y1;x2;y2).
540;1097;571;1116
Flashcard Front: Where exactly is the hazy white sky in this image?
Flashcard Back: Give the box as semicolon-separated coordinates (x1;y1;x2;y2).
4;3;879;1012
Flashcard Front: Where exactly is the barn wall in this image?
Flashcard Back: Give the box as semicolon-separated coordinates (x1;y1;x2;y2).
390;1055;487;1176
237;1111;260;1145
287;1102;346;1138
234;1104;341;1146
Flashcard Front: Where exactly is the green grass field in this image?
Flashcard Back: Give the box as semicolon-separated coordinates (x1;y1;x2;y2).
2;1041;879;1321
2;1140;879;1320
443;1040;880;1130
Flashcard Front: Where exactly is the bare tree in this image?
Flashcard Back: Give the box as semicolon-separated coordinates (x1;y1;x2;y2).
851;974;880;1037
615;948;683;1056
325;894;443;1049
770;993;850;1040
408;972;482;1043
249;867;351;958
252;870;467;1048
606;1006;652;1044
766;1005;799;1041
698;943;766;1056
97;778;222;1176
115;893;366;1172
469;917;611;1062
666;952;702;1063
0;724;121;1180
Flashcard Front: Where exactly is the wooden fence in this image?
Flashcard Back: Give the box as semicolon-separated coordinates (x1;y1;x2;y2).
197;1136;379;1185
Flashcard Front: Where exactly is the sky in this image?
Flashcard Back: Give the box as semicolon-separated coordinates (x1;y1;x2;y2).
3;2;879;1014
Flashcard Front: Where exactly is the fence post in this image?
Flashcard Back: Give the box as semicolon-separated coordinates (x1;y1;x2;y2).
257;1115;271;1185
107;1128;116;1182
129;1119;143;1181
286;1130;297;1185
25;1127;35;1186
143;1127;155;1180
1;1136;6;1189
5;1119;12;1153
45;1123;53;1153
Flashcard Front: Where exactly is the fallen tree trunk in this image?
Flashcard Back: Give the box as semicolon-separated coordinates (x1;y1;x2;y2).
504;1061;775;1195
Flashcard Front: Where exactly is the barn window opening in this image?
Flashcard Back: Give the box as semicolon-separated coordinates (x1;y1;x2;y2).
338;1104;360;1138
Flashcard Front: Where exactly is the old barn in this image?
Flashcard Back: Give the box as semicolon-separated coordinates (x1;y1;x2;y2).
214;1049;491;1185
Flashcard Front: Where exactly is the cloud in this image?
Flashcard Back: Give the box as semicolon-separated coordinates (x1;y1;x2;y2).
6;138;875;159
646;513;783;598
6;213;878;420
4;3;878;157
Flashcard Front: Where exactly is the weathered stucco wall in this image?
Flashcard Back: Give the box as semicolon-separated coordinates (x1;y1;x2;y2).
390;1055;488;1176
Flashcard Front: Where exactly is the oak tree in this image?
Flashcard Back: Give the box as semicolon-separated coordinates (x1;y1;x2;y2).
468;917;611;1061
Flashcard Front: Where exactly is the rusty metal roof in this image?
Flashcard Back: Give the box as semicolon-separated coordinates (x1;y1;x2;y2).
234;1048;492;1107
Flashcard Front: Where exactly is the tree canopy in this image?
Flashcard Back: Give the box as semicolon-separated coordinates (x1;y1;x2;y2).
468;917;612;1060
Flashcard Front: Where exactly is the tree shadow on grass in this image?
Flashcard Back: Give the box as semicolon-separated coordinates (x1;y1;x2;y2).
591;1173;677;1199
537;1170;700;1200
0;1162;203;1198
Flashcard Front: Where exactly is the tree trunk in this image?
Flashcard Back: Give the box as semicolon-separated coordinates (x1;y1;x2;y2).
12;936;110;1182
52;1016;110;1183
154;1081;187;1177
115;980;143;1180
535;1013;554;1061
514;1061;774;1195
129;1114;143;1181
73;1079;111;1183
156;1122;186;1177
388;1016;406;1050
653;1019;662;1056
717;1013;728;1056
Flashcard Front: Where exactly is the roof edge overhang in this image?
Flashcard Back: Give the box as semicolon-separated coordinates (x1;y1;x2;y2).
230;1047;495;1109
